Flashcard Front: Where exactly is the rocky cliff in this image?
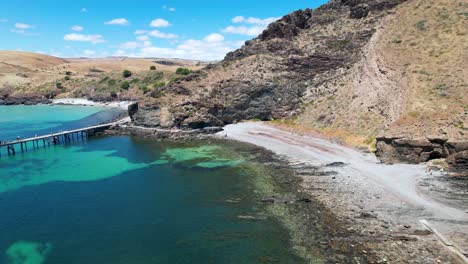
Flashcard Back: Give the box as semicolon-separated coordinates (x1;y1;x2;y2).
131;0;467;168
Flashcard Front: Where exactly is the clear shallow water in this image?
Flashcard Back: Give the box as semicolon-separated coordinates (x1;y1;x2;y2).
0;105;124;141
0;106;308;264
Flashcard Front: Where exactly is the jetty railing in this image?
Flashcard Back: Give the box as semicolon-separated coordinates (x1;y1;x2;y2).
0;123;115;157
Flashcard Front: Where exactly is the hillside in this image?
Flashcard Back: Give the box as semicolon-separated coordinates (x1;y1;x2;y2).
0;51;206;104
131;0;466;167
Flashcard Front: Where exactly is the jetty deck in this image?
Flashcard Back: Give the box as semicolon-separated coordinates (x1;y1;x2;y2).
0;122;116;156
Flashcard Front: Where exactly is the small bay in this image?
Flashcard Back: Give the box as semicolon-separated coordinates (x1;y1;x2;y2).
0;105;311;264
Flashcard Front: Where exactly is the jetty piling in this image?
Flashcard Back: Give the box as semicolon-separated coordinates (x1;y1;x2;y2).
0;122;114;157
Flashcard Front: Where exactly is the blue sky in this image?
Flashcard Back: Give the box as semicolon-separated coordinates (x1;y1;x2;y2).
0;0;328;60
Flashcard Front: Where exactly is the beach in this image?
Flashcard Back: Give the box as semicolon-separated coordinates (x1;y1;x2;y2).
219;122;468;263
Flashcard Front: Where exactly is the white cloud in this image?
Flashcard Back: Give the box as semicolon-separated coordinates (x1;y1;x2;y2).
232;16;278;25
150;18;171;28
134;30;147;35
64;33;105;44
15;23;34;29
104;18;129;26
223;16;279;36
116;33;242;61
163;5;176;12
204;33;224;43
222;25;264;36
120;41;140;49
136;35;149;41
81;8;87;12
71;25;83;31
83;49;96;56
232;16;245;23
148;30;177;39
11;29;26;34
114;49;127;56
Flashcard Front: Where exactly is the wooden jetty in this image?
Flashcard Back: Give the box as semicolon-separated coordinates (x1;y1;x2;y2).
0;122;115;157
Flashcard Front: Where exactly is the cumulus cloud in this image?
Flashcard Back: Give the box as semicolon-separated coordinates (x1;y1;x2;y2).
136;35;149;41
83;49;96;56
116;33;242;61
222;26;264;36
163;5;176;12
81;8;87;12
148;30;177;39
104;18;129;26
15;23;34;29
222;16;279;37
150;18;171;28
231;16;278;25
134;30;147;35
120;41;140;49
204;33;224;43
64;33;105;44
71;25;83;31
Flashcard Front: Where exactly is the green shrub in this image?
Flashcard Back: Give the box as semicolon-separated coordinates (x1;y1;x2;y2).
65;71;72;76
64;76;71;81
108;79;116;86
122;69;132;78
56;82;63;89
176;67;191;75
415;20;427;31
139;85;151;93
120;81;130;90
153;82;166;89
110;91;117;98
150;66;156;70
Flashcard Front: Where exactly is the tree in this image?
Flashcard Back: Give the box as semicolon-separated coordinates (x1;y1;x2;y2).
176;67;191;75
120;81;130;90
122;69;132;78
150;65;157;70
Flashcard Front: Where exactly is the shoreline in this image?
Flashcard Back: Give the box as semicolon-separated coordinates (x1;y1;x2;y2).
51;98;132;110
217;122;468;263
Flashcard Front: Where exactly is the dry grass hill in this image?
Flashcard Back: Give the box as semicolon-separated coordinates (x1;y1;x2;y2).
0;51;205;103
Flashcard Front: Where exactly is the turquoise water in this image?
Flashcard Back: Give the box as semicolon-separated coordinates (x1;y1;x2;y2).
0;105;124;141
0;106;309;264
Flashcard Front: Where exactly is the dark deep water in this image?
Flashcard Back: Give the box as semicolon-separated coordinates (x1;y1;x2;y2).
0;106;311;264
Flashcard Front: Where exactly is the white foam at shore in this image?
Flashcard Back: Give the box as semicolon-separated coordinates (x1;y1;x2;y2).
51;98;131;109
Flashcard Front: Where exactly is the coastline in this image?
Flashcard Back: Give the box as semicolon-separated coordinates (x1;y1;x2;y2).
217;122;468;263
51;98;132;110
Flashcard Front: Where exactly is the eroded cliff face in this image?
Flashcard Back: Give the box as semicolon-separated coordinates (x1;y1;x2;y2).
133;0;467;166
135;0;407;129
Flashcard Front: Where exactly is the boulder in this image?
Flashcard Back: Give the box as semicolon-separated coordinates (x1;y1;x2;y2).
375;137;467;164
350;4;370;19
447;150;468;177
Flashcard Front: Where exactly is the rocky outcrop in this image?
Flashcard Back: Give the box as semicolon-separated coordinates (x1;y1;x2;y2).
447;151;468;177
127;102;139;120
131;0;407;130
0;93;51;105
375;137;468;164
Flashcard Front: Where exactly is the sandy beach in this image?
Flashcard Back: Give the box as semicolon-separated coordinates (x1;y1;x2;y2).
219;122;468;263
51;98;132;109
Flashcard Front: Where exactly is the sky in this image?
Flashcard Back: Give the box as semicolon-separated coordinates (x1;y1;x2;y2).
0;0;328;61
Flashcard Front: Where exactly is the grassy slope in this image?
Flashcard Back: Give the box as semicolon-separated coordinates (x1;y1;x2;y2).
0;51;205;101
287;0;467;148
